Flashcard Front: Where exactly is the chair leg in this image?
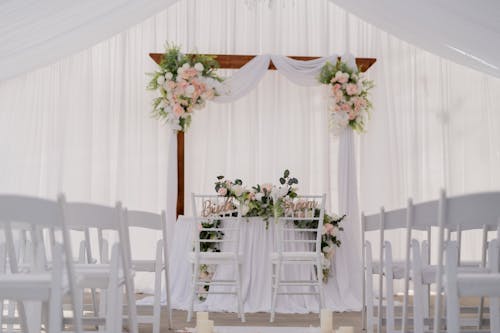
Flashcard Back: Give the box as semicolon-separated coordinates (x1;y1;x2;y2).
270;262;281;323
235;262;245;322
316;260;325;314
98;289;106;333
152;264;162;333
491;296;500;333
384;242;395;333
187;263;199;322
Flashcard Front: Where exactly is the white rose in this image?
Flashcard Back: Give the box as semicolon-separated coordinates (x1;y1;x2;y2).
194;62;204;72
185;85;195;96
231;184;244;197
157;76;165;85
177;67;184;74
278;186;289;198
182;63;190;70
165;72;173;80
255;193;264;201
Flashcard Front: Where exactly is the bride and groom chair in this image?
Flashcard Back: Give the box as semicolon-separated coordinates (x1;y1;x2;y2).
188;192;327;323
188;194;245;322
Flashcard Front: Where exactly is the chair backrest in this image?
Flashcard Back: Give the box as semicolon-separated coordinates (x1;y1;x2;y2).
64;202;121;231
0;194;65;271
191;193;241;255
433;190;500;333
276;194;326;256
0;194;82;333
64;201;131;265
0;194;63;228
126;210;166;231
124;209;167;260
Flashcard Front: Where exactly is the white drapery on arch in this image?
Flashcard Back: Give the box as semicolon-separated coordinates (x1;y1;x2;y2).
166;53;363;309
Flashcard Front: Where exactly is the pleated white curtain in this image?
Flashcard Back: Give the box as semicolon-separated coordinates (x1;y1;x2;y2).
1;0;500;305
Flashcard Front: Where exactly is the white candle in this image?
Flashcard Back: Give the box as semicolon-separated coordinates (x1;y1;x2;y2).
337;326;354;333
197;319;213;333
196;312;209;327
320;309;333;333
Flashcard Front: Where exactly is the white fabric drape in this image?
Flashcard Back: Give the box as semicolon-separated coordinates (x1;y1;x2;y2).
0;0;178;81
212;54;340;103
329;0;500;79
2;0;500;306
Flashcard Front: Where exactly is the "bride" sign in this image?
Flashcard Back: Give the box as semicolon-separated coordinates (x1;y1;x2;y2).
202;198;236;217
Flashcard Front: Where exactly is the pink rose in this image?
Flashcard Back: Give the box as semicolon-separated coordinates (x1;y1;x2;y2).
323;223;334;235
340;103;351;112
173;103;184;116
335;71;349;84
202;89;215;100
166;81;176;90
218;187;228;196
181;68;198;80
262;183;273;192
335;90;343;101
346;83;359;96
332;83;341;93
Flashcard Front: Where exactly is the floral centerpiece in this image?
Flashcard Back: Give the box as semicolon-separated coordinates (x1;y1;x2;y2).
318;59;374;134
147;44;224;132
198;170;344;294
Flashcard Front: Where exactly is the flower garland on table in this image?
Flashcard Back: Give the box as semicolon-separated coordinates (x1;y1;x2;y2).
147;44;225;132
197;170;344;297
318;59;374;134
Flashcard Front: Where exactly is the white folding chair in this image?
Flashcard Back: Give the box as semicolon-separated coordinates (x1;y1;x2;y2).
270;194;326;323
125;209;172;332
0;194;82;333
188;194;245;322
362;200;427;333
64;201;138;333
446;239;500;333
431;191;500;333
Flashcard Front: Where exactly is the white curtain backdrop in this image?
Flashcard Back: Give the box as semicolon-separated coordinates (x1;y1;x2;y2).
1;0;500;305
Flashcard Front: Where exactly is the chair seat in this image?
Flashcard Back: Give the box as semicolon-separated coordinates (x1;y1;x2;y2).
371;260;407;279
0;273;67;300
188;252;242;264
132;260;164;272
270;252;321;262
420;265;489;284
74;264;129;288
457;273;500;297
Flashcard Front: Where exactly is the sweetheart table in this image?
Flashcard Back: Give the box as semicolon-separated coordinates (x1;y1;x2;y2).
167;216;349;313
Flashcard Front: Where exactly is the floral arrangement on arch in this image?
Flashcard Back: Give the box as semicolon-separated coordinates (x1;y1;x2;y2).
147;44;225;132
318;59;374;134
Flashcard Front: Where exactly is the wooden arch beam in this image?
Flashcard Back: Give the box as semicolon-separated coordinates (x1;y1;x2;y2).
149;53;376;217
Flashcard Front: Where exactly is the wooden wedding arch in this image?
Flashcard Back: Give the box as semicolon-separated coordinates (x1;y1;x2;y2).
149;53;376;217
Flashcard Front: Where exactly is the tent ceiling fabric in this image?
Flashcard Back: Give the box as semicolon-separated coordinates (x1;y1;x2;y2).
329;0;500;79
0;0;177;81
1;0;499;80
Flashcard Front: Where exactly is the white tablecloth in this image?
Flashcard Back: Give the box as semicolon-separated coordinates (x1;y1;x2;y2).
163;216;360;313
